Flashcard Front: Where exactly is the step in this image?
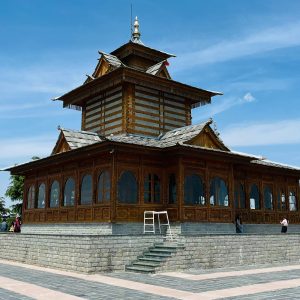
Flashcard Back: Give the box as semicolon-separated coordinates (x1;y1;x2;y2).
148;248;175;254
152;245;184;251
137;256;166;263
125;265;155;273
143;252;172;258
132;260;161;267
154;242;185;248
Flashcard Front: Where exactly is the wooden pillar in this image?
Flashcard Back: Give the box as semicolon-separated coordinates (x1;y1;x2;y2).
229;164;235;222
178;157;184;221
110;149;117;222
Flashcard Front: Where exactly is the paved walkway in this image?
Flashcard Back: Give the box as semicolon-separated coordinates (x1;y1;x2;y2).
0;259;300;299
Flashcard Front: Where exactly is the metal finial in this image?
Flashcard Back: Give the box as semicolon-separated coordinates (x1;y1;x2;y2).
131;16;144;45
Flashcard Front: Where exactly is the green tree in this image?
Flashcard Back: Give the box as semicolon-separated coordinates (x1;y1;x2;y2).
5;156;40;216
0;197;7;216
5;175;24;215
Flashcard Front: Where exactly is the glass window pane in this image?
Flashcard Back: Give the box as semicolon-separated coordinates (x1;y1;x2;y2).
117;171;138;204
64;177;75;206
264;186;273;210
210;177;228;207
50;181;60;208
184;174;205;205
289;191;297;211
98;171;111;203
27;185;35;209
37;183;46;208
81;175;92;205
250;184;260;210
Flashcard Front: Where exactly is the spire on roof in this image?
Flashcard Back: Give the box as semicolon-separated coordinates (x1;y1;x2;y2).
131;16;144;45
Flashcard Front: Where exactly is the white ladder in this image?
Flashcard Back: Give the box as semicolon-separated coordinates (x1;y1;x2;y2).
143;211;173;240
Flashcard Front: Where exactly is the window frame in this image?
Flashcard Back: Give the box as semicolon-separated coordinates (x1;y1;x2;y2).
184;173;205;206
63;177;76;207
209;176;229;207
97;170;111;203
117;170;138;204
249;183;260;210
49;180;60;208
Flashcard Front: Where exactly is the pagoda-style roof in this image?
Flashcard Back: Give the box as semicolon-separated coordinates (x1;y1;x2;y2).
111;40;175;64
56;66;222;108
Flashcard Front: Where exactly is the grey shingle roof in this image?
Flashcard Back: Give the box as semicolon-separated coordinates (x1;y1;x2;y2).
251;159;300;171
61;128;102;149
99;51;123;68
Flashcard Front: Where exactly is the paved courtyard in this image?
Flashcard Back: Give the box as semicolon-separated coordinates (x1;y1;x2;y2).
1;259;300;299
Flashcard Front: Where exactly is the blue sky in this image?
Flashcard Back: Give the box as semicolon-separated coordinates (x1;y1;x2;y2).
1;0;300;207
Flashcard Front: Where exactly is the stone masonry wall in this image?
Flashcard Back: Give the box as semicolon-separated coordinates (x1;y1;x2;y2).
157;234;300;272
0;233;163;273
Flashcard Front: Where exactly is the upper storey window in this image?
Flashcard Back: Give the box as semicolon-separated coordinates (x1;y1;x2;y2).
289;191;297;211
37;183;46;209
80;175;92;205
98;171;111;203
210;177;229;207
117;171;138;204
64;178;75;207
250;184;260;210
27;185;35;209
50;181;60;208
144;173;160;203
263;185;273;210
184;174;205;205
234;183;245;209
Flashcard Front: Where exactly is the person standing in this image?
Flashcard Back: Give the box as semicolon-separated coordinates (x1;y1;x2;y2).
280;217;288;233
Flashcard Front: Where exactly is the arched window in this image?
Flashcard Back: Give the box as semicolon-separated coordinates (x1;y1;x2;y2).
210;177;229;206
144;173;160;203
64;177;75;206
289;191;297;211
117;171;137;204
250;184;260;209
50;180;60;208
184;174;205;205
277;189;286;211
27;185;35;209
37;183;46;208
80;174;92;205
98;170;111;202
234;183;245;209
168;174;176;204
264;185;273;210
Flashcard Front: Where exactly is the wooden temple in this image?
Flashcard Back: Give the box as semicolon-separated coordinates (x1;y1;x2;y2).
6;17;300;228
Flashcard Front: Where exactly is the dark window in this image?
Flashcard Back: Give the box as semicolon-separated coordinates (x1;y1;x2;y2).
184;174;205;205
234;183;245;209
264;185;273;210
289;191;297;211
80;175;92;205
168;174;176;204
37;183;46;208
27;185;35;209
277;189;286;211
64;177;75;206
98;171;111;202
250;184;260;209
117;171;138;204
144;173;160;203
210;177;229;206
50;180;60;208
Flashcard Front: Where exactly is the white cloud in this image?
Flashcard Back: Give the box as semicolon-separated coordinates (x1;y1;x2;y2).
0;135;57;164
193;94;255;122
222;119;300;146
243;92;255;103
173;21;300;71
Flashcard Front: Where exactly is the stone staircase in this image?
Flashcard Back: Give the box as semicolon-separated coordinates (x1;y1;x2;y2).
125;241;185;273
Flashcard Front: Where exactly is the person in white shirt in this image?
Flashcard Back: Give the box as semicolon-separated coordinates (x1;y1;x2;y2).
280;218;288;233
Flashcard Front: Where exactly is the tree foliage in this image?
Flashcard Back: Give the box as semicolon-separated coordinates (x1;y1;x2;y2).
5;175;24;201
0;197;7;216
